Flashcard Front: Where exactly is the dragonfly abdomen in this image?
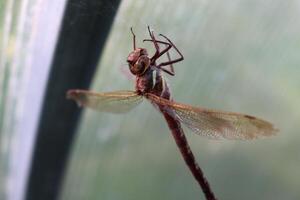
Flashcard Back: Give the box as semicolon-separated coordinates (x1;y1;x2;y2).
159;106;217;200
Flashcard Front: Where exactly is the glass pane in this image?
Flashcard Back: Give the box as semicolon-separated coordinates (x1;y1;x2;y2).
0;0;66;200
62;0;300;200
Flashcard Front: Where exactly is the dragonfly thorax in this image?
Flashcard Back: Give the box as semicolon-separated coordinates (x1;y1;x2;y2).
135;67;171;99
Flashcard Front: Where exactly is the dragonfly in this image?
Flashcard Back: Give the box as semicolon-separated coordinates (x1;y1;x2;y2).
67;27;278;200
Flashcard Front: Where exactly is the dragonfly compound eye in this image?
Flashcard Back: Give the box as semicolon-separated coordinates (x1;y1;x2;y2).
129;55;150;76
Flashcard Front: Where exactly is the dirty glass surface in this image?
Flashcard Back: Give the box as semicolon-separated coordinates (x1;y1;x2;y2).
62;0;300;200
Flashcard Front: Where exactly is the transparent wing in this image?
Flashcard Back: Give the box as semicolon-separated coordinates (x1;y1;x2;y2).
67;90;143;113
146;93;278;140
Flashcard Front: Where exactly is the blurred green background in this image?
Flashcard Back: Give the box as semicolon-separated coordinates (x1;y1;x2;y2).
1;0;300;200
61;0;300;200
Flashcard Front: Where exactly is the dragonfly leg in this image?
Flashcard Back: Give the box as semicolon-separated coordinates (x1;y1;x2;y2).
130;27;136;50
144;35;184;72
157;34;184;68
163;49;175;76
143;38;173;67
143;39;172;60
146;27;176;69
143;39;175;75
147;26;161;61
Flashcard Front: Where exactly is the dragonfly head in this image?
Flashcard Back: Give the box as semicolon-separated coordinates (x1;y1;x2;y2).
127;48;150;76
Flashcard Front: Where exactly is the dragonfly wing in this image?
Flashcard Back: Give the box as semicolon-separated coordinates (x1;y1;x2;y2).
67;90;143;113
146;93;278;140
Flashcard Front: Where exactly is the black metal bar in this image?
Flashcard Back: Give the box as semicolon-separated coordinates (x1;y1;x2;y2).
25;0;121;200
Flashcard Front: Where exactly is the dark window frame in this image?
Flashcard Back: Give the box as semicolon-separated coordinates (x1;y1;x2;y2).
25;0;121;200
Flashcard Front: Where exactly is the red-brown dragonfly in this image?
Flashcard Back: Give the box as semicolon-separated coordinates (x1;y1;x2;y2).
67;27;277;200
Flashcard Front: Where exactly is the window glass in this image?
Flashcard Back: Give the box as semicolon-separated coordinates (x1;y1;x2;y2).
0;0;66;200
62;0;300;200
